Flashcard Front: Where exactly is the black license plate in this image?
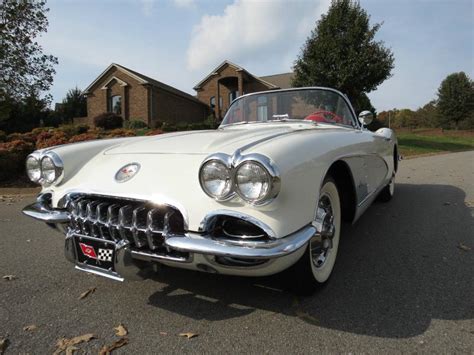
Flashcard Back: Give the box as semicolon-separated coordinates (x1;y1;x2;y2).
74;235;116;272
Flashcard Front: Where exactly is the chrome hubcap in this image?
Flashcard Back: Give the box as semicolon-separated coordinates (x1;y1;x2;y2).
310;194;335;268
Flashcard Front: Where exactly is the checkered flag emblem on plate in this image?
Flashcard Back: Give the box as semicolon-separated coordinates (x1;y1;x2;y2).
98;248;113;262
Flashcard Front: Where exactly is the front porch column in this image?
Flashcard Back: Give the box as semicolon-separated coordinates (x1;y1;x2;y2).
238;74;243;96
216;80;220;119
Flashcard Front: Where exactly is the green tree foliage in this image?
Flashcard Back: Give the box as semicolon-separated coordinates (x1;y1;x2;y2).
61;87;87;122
0;0;58;101
437;72;474;129
292;0;394;113
0;93;50;133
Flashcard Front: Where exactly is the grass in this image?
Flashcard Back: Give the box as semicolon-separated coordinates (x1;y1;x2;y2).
396;129;474;157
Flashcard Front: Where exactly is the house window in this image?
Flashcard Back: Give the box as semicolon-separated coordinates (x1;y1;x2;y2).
257;95;267;121
229;90;238;104
109;95;122;115
210;96;216;109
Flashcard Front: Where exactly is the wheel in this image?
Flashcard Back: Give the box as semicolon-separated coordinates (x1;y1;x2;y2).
378;174;395;202
287;177;341;296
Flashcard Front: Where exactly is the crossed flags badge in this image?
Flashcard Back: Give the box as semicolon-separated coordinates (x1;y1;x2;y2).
79;243;113;262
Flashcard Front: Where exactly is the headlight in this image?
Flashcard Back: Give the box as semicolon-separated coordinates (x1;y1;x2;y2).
40;153;63;185
199;160;233;200
26;155;41;183
235;161;271;203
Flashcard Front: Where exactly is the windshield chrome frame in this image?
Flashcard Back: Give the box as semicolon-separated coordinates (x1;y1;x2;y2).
219;87;360;130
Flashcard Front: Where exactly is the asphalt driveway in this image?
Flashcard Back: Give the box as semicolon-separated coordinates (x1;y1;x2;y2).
1;151;473;353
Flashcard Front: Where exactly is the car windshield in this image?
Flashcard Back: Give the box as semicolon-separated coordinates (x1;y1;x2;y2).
221;88;356;127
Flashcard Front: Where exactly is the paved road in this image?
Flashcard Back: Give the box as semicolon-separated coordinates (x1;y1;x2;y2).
1;152;473;354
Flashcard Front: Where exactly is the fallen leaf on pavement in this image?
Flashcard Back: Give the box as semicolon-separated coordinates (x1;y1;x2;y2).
0;338;9;354
2;275;15;281
99;337;129;355
159;332;167;336
178;332;198;339
114;324;128;337
23;324;38;331
53;333;95;355
458;243;471;251
78;287;96;300
295;309;319;325
65;345;79;355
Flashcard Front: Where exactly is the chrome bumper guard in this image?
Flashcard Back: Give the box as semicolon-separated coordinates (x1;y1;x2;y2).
22;195;316;260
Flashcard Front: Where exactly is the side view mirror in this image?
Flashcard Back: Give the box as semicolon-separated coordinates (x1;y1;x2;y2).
358;110;374;126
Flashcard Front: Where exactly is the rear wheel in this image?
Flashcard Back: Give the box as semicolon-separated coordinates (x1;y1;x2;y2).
288;177;341;296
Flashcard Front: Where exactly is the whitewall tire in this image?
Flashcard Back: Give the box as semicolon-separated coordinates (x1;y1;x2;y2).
288;177;341;295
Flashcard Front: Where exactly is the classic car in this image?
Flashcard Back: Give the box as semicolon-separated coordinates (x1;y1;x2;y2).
22;87;398;294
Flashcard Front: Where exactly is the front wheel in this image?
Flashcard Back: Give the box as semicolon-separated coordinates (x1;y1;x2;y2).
378;174;395;202
287;177;341;296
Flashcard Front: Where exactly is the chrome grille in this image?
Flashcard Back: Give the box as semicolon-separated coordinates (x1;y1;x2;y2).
67;195;187;256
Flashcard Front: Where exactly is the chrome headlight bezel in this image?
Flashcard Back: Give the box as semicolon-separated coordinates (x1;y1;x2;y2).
25;153;42;183
233;155;281;205
26;151;64;186
199;152;280;206
198;154;235;201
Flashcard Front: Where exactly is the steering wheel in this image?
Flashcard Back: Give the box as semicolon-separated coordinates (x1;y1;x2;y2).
304;110;344;124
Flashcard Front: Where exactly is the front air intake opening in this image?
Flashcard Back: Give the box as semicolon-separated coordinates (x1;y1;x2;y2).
208;215;270;241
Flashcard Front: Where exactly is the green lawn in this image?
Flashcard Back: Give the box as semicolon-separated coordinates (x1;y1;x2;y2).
396;131;474;157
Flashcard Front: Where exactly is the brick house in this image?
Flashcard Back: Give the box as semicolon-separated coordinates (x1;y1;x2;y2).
194;60;294;119
83;63;209;127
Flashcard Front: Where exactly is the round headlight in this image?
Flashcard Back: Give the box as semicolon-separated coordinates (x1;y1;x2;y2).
199;160;233;200
41;155;63;184
235;161;271;203
26;155;41;182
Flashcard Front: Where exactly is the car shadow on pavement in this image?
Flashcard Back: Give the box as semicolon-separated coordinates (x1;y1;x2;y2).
148;183;473;338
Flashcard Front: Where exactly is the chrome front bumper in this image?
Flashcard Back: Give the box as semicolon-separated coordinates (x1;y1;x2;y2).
22;194;316;278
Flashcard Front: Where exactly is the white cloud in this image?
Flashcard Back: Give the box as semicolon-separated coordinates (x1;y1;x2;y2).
186;0;330;71
173;0;195;9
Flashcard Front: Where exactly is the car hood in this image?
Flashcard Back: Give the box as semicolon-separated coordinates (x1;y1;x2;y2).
104;124;313;155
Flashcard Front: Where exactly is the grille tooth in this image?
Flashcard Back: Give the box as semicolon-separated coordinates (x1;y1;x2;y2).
146;208;161;250
118;205;134;243
132;206;147;248
67;195;186;258
107;204;120;240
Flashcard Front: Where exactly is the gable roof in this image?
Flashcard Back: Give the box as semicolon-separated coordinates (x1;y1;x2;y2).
84;63;204;105
260;72;294;89
193;60;278;90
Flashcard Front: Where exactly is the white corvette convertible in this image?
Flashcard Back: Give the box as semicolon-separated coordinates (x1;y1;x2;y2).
23;87;398;294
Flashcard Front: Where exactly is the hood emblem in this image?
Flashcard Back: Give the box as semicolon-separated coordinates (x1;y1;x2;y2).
115;163;140;183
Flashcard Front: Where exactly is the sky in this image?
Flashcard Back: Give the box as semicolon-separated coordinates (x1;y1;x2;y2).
39;0;474;111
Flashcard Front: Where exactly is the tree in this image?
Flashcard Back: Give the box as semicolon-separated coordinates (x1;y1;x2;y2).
437;72;474;129
62;87;87;122
292;0;394;113
0;0;58;101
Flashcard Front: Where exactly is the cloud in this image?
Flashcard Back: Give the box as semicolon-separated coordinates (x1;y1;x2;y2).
173;0;195;9
186;0;330;71
140;0;155;16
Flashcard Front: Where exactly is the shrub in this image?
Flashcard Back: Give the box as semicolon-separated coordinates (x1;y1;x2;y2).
104;128;136;138
68;132;101;143
6;132;36;143
0;130;6;142
145;129;164;136
93;112;123;130
124;119;148;129
58;124;89;137
161;122;177;132
0;139;35;182
36;130;69;149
